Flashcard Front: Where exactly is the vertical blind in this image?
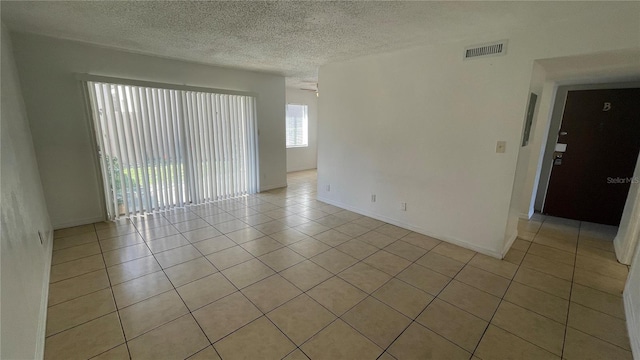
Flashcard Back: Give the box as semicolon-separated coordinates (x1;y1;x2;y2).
285;104;308;147
85;81;258;219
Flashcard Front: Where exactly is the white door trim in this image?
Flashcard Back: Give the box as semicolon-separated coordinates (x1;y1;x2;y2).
614;153;640;265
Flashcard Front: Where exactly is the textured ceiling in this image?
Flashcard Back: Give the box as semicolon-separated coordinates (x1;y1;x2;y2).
0;1;622;90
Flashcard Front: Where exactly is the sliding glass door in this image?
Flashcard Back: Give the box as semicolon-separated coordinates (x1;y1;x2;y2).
85;81;258;219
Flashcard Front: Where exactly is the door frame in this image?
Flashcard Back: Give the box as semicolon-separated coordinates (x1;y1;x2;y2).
534;81;640;264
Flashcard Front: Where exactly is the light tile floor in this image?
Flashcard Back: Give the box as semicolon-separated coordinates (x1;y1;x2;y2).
45;170;633;359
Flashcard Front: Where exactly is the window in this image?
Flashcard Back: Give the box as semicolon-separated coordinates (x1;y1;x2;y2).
286;104;308;148
85;80;258;219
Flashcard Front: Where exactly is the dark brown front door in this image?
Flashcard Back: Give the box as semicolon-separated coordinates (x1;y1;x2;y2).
543;88;640;226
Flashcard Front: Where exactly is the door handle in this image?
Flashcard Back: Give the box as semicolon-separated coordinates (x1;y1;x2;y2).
559;131;568;136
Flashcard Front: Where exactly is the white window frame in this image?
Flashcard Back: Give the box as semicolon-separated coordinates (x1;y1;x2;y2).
286;104;309;148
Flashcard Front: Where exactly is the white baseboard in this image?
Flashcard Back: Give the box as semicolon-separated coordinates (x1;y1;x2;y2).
286;167;318;173
52;216;105;230
519;211;533;220
260;183;288;192
614;235;632;265
317;196;503;259
35;230;53;359
614;217;640;266
624;289;640;360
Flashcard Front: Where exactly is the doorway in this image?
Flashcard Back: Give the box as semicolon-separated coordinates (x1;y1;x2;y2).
542;88;640;225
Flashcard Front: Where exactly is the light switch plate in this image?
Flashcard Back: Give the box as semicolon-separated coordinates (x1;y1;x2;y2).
496;141;506;153
555;143;567;152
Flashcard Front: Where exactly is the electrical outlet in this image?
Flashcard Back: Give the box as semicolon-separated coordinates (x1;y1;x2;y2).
371;194;376;202
326;184;331;192
400;202;407;211
496;141;506;153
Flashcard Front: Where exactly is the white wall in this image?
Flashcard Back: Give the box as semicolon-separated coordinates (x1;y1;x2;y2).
531;82;567;213
625;231;640;359
514;63;547;219
317;4;640;257
286;88;318;172
615;151;640;264
1;27;53;360
10;32;287;229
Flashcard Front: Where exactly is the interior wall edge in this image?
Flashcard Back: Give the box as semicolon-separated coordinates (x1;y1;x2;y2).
501;232;518;258
624;238;640;359
624;293;640;359
614;152;640;265
1;25;54;359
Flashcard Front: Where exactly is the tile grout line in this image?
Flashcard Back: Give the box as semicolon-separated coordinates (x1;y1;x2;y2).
48;176;630;359
53;211;485;359
276;230;439;359
563;222;633;354
50;226;606;331
293;228;476;356
510;265;623;305
181;211;315;359
376;250;474;358
210;217;385;347
172;215;410;357
94;221;134;360
560;221;582;357
348;215;625;357
130;216;224;359
481;217;631;357
130;204;341;358
265;226;425;356
471;217;557;359
561;219;581;358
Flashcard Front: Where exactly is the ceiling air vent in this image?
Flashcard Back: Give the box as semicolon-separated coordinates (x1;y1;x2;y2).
464;40;508;60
